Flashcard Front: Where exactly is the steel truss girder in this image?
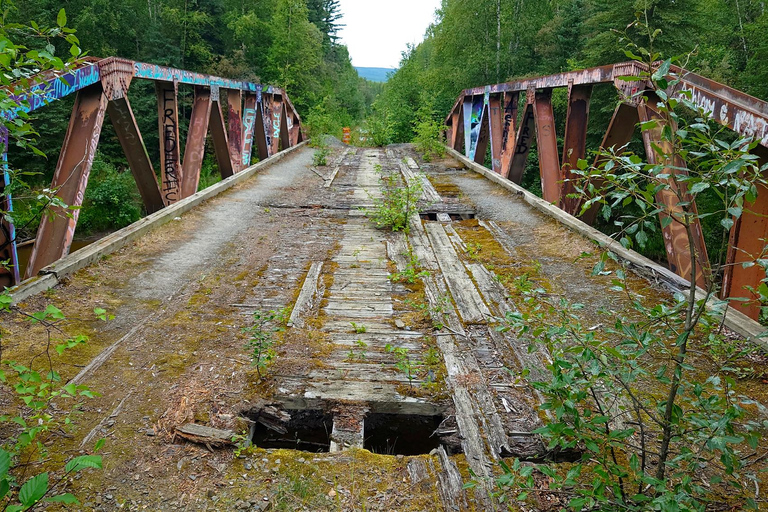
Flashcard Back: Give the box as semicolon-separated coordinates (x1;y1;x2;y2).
25;83;108;279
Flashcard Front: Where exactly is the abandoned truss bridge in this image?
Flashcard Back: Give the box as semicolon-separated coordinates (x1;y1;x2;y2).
2;59;768;510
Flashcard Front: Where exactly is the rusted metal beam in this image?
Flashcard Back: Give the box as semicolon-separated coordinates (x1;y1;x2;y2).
533;90;561;204
508;97;535;184
25;83;107;279
488;93;504;173
270;95;283;155
0;128;19;288
181;86;212;198
462;63;627;97
721;147;768;320
107;95;164;214
473;99;490;166
156;82;183;205
283;94;303;145
210;88;235;179
560;84;592;214
450;100;465;152
227;89;243;173
279;101;291;150
638;95;710;289
579;102;640;225
254;97;271;161
499;92;519;179
133;61;268;94
241;94;258;167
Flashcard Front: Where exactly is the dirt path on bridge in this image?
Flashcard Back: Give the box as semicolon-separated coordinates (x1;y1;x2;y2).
3;144;768;511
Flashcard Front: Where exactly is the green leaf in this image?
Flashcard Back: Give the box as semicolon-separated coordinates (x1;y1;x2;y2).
727;206;742;219
689;182;709;194
57;8;67;27
0;448;9;479
45;493;80;504
0;478;9;500
94;438;106;452
721;217;735;230
19;472;48;506
65;455;102;473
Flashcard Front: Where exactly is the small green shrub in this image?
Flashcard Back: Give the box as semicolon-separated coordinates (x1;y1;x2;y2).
312;146;330;167
366;168;423;233
77;158;142;234
243;308;288;378
413;113;445;162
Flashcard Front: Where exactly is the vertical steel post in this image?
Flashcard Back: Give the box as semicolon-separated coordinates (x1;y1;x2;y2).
488;93;504;173
499;92;519;179
156;81;183;205
227;89;243;173
0;128;19;287
638;96;710;289
241;94;258;167
533;89;561;204
269;94;283;155
255;96;271;160
450;101;465;152
560;84;592;215
279;101;291;150
209;87;235;180
508;101;535;184
473;100;491;165
181;86;212;198
721;147;768;320
25;84;108;279
107;95;164;214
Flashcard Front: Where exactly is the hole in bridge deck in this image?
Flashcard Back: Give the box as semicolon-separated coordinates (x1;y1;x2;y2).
250;410;332;453
364;413;443;456
419;212;475;221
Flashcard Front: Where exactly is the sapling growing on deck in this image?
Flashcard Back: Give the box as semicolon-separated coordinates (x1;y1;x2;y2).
244;308;288;378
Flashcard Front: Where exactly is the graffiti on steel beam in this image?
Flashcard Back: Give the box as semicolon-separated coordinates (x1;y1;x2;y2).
273;110;281;139
0;127;20;285
8;65;100;119
466;96;485;161
133;62;268;94
242;107;256;167
515;109;535;155
501;97;514;153
161;88;181;202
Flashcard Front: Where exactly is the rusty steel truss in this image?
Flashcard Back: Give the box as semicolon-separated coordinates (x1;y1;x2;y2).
0;57;304;289
445;61;768;321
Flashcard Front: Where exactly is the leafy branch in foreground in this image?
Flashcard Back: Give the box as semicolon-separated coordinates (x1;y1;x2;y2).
1;295;106;510
489;23;768;512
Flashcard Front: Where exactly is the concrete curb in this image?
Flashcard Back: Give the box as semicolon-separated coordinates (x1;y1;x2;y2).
444;146;768;347
11;141;308;304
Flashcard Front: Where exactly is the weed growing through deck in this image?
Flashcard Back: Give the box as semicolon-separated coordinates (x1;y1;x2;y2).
388;251;429;284
385;344;420;389
244;308;289;378
350;322;367;334
366;164;423;233
484;27;768;512
346;340;368;362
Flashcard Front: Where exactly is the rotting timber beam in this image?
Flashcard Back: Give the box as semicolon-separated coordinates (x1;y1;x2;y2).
4;57;304;287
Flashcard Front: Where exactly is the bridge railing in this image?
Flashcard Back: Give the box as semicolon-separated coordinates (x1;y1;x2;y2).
0;57;304;288
445;62;768;321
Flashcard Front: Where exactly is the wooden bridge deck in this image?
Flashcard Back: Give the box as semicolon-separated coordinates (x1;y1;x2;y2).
4;143;767;511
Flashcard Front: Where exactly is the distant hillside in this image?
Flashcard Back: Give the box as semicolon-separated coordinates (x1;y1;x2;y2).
355;67;395;82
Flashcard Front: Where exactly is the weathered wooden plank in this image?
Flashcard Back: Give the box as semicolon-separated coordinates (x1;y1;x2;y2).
175;424;235;447
288;261;322;328
424;223;490;324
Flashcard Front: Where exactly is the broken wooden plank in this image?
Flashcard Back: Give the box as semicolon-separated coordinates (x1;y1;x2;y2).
175;423;235;447
288;261;323;328
436;445;469;511
424;222;491;324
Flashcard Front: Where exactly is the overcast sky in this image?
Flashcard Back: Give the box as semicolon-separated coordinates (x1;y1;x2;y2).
337;1;442;69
